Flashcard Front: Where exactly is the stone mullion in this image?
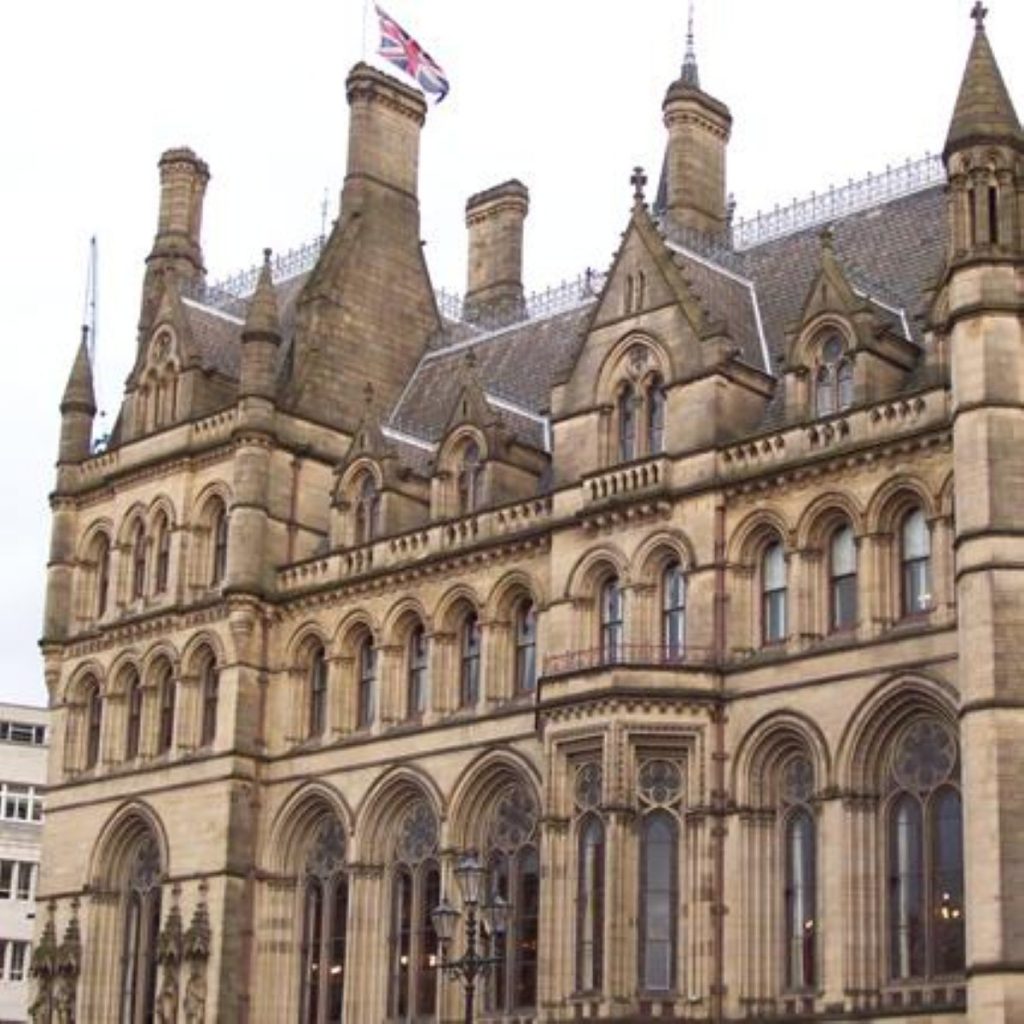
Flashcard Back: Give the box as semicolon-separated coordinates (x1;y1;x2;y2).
631;582;657;651
484;620;512;705
376;643;402;726
818;795;844;1009
860;532;890;638
730;566;754;655
137;680;159;760
345;866;386;1023
175;673;198;752
929;514;955;624
333;655;356;737
113;542;131;611
793;548;822;648
537;818;571;1010
725;813;753;1014
431;632;457;715
604;808;634;1009
81;891;122;1022
254;879;298;1021
102;692;125;766
684;811;709;1010
996;169;1015;248
844;799;878;1009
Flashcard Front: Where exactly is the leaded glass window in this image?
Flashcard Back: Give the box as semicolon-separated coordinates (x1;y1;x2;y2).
459;613;481;707
124;670;142;760
762;541;787;645
514;600;537;693
901;509;932;617
357;638;376;728
781;756;816;990
600;578;624;663
309;646;328;738
407;625;428;717
830;524;857;632
119;836;162;1024
662;562;686;660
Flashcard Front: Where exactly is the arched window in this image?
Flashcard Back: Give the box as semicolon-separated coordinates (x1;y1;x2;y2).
388;802;440;1019
308;646;328;739
210;501;228;586
459;613;481;707
829;524;857;632
636;760;683;992
155;663;175;756
647;378;666;455
900;508;932;617
357;637;376;728
94;534;111;618
124;669;142;760
84;678;103;769
198;651;218;747
514;599;537;693
661;561;686;661
781;755;817;990
600;577;624;663
761;541;787;645
576;815;605;992
153;514;171;595
299;818;348;1024
887;719;964;980
353;473;380;546
457;441;483;515
119;835;162;1023
484;783;541;1013
131;522;147;600
617;384;637;463
407;625;428;717
814;333;853;416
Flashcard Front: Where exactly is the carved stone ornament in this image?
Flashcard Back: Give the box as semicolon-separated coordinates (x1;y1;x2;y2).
395;799;438;864
130;837;162;893
638;759;683;806
781;756;814;804
892;719;957;792
574;762;603;811
489;784;538;851
306;818;346;879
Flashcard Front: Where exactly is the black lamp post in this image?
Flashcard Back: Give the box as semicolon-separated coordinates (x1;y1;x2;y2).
431;851;510;1024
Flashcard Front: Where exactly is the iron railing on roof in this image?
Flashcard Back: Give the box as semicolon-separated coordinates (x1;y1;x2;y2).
732;153;945;250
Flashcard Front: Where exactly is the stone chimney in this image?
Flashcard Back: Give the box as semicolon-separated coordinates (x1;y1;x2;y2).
661;74;732;238
341;62;427;214
150;147;209;279
463;180;529;324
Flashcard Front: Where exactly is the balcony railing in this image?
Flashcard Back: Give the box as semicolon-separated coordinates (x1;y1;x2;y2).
543;644;715;676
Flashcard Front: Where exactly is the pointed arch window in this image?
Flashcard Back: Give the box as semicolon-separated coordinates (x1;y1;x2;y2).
600;577;624;663
407;625;428;717
829;524;857;632
761;540;787;645
617;384;637;462
299;818;349;1024
210;501;228;586
353;473;380;545
153;515;171;595
576;815;606;992
457;441;483;515
131;522;147;600
814;332;853;417
95;534;111;618
781;755;817;990
198;651;219;747
887;720;964;981
900;508;932;617
646;376;666;455
357;637;376;728
459;612;481;707
124;670;142;760
662;561;686;661
388;802;440;1018
514;599;537;693
308;645;328;739
484;784;541;1013
155;663;175;756
119;835;162;1024
84;678;103;769
639;811;677;991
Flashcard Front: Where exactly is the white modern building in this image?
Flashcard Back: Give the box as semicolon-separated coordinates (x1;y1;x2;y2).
0;705;47;1024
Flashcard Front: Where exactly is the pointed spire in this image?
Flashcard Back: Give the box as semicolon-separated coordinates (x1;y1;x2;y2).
944;5;1022;159
243;249;282;342
61;326;97;414
681;0;700;88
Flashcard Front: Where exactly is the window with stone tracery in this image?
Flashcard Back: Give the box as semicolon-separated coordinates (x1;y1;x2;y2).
484;782;540;1012
574;761;605;993
781;755;816;991
84;676;103;770
299;818;348;1024
814;332;854;417
610;345;667;464
119;835;163;1024
886;719;964;981
637;758;683;992
388;800;440;1020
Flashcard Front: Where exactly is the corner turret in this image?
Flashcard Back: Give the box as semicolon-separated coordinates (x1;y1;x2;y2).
58;327;96;466
240;249;282;401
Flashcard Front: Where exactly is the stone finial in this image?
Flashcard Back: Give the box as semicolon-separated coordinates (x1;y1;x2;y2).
631;166;648;204
971;1;988;31
681;0;700;87
242;249;281;342
61;327;96;415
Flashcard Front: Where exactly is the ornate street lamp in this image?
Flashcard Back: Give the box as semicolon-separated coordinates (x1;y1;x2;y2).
432;852;510;1024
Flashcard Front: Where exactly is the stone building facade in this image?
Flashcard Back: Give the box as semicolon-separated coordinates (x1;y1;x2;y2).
35;9;1024;1024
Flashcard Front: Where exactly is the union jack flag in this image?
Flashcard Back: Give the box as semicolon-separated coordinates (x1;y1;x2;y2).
375;5;450;103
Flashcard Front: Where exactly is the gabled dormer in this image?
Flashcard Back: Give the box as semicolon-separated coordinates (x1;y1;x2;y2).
331;386;429;547
430;353;546;518
782;229;920;422
551;174;772;485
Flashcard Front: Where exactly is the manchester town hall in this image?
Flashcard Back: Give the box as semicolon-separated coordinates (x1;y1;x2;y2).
31;6;1024;1023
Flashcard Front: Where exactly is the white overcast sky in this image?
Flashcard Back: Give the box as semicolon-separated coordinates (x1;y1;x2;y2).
1;1;1020;707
